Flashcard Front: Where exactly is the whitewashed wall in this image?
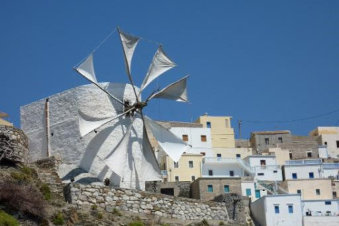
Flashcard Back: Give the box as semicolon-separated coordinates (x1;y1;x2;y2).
202;161;245;177
20;83;154;190
251;194;302;226
170;127;211;148
302;200;339;216
245;156;277;167
284;165;322;180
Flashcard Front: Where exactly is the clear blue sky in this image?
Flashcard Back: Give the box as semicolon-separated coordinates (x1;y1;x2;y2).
1;0;339;138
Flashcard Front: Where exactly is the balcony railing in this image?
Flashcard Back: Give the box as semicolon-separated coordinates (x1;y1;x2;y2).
323;163;339;169
285;159;322;165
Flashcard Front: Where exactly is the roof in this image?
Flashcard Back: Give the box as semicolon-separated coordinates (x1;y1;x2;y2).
251;130;291;135
155;120;202;129
0;111;8;118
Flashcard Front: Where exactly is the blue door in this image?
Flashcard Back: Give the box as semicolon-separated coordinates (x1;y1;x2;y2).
255;190;261;198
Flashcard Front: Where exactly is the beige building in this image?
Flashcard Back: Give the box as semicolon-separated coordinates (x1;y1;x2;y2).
262;147;290;165
310;127;339;158
281;179;333;200
211;147;253;159
165;154;203;182
0;112;13;126
196;115;235;148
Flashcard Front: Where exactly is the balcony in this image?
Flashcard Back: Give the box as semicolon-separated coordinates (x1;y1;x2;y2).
203;157;239;164
323;163;339;169
285;159;322;165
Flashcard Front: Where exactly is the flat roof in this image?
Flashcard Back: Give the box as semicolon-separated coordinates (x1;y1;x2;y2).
251;130;290;135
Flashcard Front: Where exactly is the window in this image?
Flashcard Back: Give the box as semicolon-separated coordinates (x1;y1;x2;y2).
217;153;222;158
208;170;213;176
292;173;297;179
236;154;241;158
274;205;280;214
200;152;206;156
201;135;207;142
265;138;269;145
324;141;327;145
337;140;339;148
230;171;234;177
175;176;179;182
297;189;301;194
309;172;314;179
246;188;252;196
260;160;266;166
325;201;331;205
182;134;188;141
206;122;211;128
278;137;283;143
316;189;321;195
257;173;264;176
174;162;179;168
307;152;312;158
224;185;230;193
207;185;213;192
191;176;195;181
273;170;278;173
289;152;293;159
333;191;337;198
288;205;293;213
189;161;193;168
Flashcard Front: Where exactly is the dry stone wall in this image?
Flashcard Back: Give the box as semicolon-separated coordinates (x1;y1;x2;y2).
0;125;28;164
70;183;229;221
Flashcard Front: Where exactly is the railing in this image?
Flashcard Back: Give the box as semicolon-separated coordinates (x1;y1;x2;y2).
203;157;239;164
252;165;280;170
285;159;322;165
322;163;339;169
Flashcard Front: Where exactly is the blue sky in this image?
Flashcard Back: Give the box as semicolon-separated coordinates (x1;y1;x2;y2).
1;0;339;138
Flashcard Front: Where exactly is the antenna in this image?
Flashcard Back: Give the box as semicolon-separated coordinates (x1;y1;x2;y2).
238;120;242;139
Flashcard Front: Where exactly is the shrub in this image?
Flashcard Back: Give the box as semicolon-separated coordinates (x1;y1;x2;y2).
97;212;103;219
128;221;144;226
52;212;64;225
112;208;122;216
0;181;46;219
91;204;98;210
10;166;37;183
40;184;51;201
219;221;225;225
0;210;19;226
201;219;209;226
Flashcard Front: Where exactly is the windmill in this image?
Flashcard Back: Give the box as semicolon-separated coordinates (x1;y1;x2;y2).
73;27;190;189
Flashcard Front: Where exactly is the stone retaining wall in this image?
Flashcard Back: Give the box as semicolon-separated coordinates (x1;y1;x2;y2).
70;184;229;221
0;125;28;164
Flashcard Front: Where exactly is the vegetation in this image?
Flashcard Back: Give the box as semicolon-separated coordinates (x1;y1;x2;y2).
113;208;122;216
0;210;19;226
40;183;51;200
52;212;64;225
0;181;46;219
91;204;98;210
10;166;36;183
128;220;144;226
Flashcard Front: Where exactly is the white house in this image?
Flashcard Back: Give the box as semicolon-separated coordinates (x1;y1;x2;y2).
244;156;283;181
170;127;212;149
302;199;339;216
241;181;268;202
251;194;302;226
283;159;339;180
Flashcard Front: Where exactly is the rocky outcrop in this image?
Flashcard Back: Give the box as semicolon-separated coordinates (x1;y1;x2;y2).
0;125;28;164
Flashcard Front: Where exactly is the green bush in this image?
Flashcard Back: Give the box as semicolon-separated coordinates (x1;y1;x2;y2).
40;184;51;200
91;204;98;210
128;221;144;226
0;210;19;226
97;212;103;219
201;219;209;226
52;212;64;225
112;208;122;216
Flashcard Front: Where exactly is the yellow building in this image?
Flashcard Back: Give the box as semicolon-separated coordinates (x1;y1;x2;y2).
165;154;203;182
262;147;290;165
196;115;235;148
0;112;13;126
281;179;333;200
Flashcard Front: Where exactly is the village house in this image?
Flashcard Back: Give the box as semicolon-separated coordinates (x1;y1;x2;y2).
310;127;339;159
243;155;283;181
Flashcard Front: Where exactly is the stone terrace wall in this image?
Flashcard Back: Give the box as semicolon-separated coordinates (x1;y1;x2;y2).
70;184;229;221
0;125;28;164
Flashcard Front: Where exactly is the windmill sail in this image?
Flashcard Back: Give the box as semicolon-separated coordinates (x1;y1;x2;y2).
141;127;162;181
144;116;189;162
119;29;140;74
140;46;176;92
148;75;189;102
75;54;98;84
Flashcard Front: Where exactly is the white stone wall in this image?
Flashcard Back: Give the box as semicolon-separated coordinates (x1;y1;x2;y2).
245;156;278;167
20;83;150;189
70;183;229;221
202;161;245;177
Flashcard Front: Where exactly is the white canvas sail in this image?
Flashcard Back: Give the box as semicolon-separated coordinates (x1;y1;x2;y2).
144;116;189;162
149;75;189;102
119;29;140;75
141;127;162;181
75;54;98;84
140;46;176;92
